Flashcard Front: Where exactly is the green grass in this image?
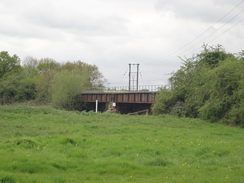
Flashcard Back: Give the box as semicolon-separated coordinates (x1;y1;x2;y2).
0;105;243;183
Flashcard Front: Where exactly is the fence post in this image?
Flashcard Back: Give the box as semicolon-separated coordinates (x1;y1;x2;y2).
95;100;98;113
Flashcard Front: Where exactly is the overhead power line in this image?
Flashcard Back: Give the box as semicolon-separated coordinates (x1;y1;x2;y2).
175;8;244;57
162;0;244;60
208;18;243;44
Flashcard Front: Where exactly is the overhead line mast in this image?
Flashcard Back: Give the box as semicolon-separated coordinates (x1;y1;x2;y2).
128;63;140;91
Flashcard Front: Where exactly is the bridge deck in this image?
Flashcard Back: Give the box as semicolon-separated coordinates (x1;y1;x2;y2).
81;91;156;104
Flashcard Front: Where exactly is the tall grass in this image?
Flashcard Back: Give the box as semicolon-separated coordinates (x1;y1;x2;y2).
0;105;243;183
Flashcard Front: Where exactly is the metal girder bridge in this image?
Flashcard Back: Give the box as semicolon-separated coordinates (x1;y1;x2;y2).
81;91;156;104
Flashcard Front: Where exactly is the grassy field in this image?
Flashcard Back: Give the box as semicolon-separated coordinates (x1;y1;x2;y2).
0;105;243;183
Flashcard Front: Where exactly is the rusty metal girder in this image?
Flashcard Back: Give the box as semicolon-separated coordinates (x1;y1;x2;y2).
81;92;156;104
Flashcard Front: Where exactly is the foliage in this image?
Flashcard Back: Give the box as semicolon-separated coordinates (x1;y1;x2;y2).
0;52;36;104
35;59;60;102
21;56;39;76
152;87;176;115
0;74;36;104
0;105;243;183
153;45;244;126
0;51;21;79
197;44;231;68
51;69;88;109
36;58;60;73
61;61;106;88
0;51;106;105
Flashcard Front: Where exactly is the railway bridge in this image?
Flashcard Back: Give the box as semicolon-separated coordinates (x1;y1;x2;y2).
80;85;161;114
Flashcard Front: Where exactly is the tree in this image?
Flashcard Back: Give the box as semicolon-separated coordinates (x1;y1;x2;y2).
51;69;89;110
152;87;177;115
37;58;60;73
0;52;107;106
0;69;36;104
197;44;231;68
198;56;244;125
61;61;106;88
0;51;21;78
153;45;243;126
22;56;39;76
36;58;60;102
0;51;34;104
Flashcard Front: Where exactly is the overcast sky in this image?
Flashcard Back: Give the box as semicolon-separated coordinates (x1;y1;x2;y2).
0;0;243;87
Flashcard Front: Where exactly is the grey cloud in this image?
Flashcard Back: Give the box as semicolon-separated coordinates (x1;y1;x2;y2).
0;0;243;86
0;0;129;40
155;0;243;23
21;1;129;36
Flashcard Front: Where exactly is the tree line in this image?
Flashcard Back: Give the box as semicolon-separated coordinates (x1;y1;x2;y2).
152;45;244;127
0;51;106;109
1;45;243;126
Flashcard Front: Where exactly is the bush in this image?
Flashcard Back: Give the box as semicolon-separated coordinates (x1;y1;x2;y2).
153;45;244;126
51;69;88;110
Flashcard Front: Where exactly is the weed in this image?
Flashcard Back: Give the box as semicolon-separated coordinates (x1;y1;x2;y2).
62;138;77;145
15;138;37;149
0;176;16;183
145;158;171;167
51;163;67;171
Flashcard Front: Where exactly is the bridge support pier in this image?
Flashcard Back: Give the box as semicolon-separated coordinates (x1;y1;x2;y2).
80;91;155;114
82;102;152;114
116;103;152;114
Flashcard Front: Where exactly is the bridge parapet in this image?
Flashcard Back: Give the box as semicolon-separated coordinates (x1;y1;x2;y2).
85;85;163;93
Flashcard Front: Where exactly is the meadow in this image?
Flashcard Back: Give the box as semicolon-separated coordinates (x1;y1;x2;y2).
0;105;243;183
